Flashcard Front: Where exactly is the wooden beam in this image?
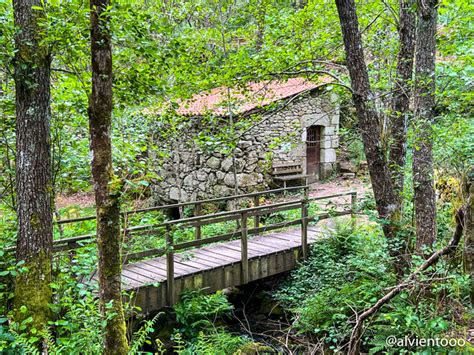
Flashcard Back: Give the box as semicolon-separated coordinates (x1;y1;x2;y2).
301;200;309;260
241;212;249;284
166;226;175;306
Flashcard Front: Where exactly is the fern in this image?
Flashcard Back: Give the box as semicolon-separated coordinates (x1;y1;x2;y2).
128;312;162;354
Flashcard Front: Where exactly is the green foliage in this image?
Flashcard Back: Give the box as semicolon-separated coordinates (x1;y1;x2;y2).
274;216;471;352
128;313;162;355
275;221;394;349
173;290;234;338
172;290;251;354
180;329;250;355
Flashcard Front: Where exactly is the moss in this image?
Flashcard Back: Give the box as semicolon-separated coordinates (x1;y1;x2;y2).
29;212;41;231
104;300;129;355
238;341;274;354
14;251;52;334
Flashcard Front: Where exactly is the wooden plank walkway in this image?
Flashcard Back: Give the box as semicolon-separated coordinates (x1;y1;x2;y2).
122;225;325;312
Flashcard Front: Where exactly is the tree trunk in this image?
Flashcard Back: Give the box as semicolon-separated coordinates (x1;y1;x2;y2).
413;0;437;251
389;0;416;201
12;0;53;337
255;0;268;51
293;0;307;9
464;169;474;305
89;0;128;353
334;0;397;233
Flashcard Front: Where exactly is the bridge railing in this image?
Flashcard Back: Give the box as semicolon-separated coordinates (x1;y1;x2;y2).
158;190;357;304
49;185;313;253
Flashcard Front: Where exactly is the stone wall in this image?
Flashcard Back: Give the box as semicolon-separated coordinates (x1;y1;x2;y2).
151;90;339;203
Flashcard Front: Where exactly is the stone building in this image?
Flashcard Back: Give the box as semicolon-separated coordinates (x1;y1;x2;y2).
150;77;340;203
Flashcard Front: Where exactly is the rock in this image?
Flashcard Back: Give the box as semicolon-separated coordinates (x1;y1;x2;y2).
324;125;336;136
358;160;368;171
221;157;245;173
207;172;217;185
234;158;245;173
321;148;336;163
213;185;233;196
216;171;226;181
237;140;252;149
247;150;259;165
183;175;194;187
339;160;357;173
221;157;233;172
169;187;181;201
206;156;221;169
342;172;356;179
195;171;208;182
224;173;236;187
236;173;260;187
234;148;244;157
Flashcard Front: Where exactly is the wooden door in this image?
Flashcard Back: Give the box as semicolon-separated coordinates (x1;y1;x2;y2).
306;126;321;177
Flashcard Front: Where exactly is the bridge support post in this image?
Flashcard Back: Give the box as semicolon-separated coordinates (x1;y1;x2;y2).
166;226;175;306
241;212;249;284
301;199;309;260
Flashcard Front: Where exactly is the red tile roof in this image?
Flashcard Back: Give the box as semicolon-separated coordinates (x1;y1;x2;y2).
175;76;332;116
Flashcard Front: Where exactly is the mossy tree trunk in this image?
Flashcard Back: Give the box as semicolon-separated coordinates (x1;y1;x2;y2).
89;0;128;353
12;0;53;339
413;0;438;251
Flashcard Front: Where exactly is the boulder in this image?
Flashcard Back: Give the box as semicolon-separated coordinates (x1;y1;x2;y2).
339;160;357;173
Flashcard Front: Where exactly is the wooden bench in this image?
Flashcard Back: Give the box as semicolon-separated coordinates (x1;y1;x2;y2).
272;162;310;188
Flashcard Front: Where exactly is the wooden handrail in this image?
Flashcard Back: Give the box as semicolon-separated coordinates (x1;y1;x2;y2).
122;199;303;233
124;209;355;261
56;185;309;225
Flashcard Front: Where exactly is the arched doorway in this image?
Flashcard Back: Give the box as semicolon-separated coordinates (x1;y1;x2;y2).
306;125;321;179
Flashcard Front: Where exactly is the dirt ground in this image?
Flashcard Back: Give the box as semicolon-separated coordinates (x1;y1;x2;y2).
309;176;370;198
56;192;95;209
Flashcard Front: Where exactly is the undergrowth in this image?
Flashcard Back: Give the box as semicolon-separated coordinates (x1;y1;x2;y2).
274;218;472;353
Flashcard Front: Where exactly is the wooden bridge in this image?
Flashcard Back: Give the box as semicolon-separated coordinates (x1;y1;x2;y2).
50;186;357;312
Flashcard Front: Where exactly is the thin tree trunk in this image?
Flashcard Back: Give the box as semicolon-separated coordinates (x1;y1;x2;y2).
464;169;474;305
89;0;128;353
389;0;416;201
334;0;398;234
255;0;267;51
413;0;437;251
12;0;53;338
